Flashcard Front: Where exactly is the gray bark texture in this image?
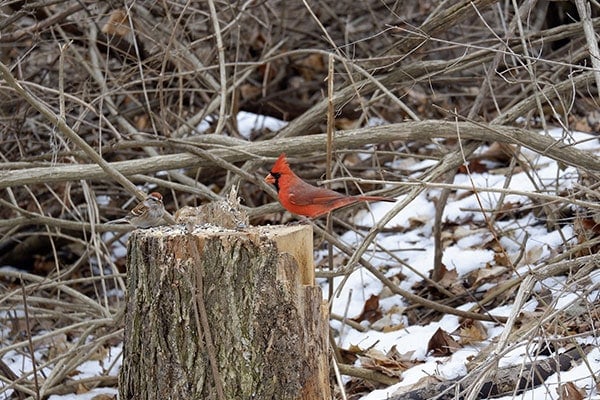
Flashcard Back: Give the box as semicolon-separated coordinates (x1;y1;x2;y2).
119;225;330;399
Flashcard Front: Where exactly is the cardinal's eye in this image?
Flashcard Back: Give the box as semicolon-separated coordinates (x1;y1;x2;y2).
271;172;281;179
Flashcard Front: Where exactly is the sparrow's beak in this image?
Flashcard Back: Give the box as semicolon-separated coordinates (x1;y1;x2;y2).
264;173;275;185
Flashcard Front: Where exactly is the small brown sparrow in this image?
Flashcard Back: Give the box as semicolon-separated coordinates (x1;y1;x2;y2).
108;192;165;228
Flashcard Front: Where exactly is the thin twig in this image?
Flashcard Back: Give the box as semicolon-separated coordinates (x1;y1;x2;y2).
574;0;600;99
20;280;40;400
207;0;229;135
0;61;144;202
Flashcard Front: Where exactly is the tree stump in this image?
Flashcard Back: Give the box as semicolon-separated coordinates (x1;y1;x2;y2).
118;224;330;399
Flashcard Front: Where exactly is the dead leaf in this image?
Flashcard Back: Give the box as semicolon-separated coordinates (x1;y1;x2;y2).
522;245;543;266
66;369;81;378
239;84;262;100
494;201;523;220
535;288;553;310
485;238;505;252
381;323;405;333
33;255;56;274
440;230;455;247
556;382;585;400
76;382;90;394
573;118;592;133
493;251;511;267
335;118;360;130
258;62;278;82
513;310;544;330
89;345;109;361
456;319;487;345
295;53;325;81
386;346;415;364
101;9;130;37
358;346;416;377
338;344;364;364
352;294;382;324
249;31;268;50
343;377;378;397
452;225;482;241
392;375;445;395
133;114;150;131
435;265;467;295
370;313;405;332
46;333;69;360
427;328;461;356
408;215;429;229
479;142;517;163
456;159;488;174
432;263;456;285
464;265;508;288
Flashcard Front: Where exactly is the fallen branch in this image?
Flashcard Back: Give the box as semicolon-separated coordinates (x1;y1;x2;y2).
389;345;593;400
337;363;400;386
2;121;600;189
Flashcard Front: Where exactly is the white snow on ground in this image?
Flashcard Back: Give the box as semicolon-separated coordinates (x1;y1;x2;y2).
323;126;600;399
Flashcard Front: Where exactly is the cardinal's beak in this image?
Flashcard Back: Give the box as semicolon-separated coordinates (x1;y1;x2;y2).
264;173;275;184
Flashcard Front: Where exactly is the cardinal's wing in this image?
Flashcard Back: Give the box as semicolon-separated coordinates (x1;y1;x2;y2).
288;183;345;206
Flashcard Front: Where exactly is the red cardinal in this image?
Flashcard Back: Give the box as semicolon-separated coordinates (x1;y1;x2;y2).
264;153;395;218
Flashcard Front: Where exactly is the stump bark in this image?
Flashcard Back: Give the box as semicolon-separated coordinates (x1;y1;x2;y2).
118;224;330;399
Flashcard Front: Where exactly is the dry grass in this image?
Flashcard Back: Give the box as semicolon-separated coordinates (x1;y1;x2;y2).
1;0;599;398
